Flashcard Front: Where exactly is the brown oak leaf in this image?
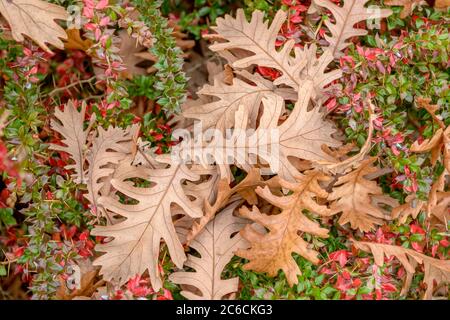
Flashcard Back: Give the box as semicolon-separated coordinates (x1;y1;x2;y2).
0;0;68;52
84;125;140;217
64;28;93;52
186;168;263;245
91;156;211;290
236;170;331;286
207;9;341;93
311;0;392;57
50;101;96;184
410;98;450;173
169;201;250;300
328;158;397;232
186;81;341;182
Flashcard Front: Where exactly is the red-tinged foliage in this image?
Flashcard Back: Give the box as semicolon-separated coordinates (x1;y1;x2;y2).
126;275;155;297
329;250;351;268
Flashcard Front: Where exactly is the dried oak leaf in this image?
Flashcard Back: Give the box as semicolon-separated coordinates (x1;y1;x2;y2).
291;44;342;101
207;9;341;93
64;28;93;52
182;165;220;210
91;155;210;290
353;241;450;299
391;195;426;224
393;172;449;226
0;0;68;52
0;109;10;136
411;127;448;166
236;170;331;287
430;192;450;226
169;201;249;300
117;30;149;79
186;168;263;245
207;9;297;88
50;101;95;184
223;64;234;85
269;85;340;180
410;98;450;173
183;71;288;132
328;158;397;232
188;81;341;182
315;101;376;174
436;0;450;10
56;259;102;300
242;82;340;181
311;0;392;57
84;125;140;217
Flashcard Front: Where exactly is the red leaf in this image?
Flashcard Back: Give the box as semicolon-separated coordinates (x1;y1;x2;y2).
352;278;362;288
410;224;425;235
381;283;397;292
329;250;350;268
439;239;449;247
411;242;423;253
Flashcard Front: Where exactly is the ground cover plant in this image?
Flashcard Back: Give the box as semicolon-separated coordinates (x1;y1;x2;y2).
0;0;449;300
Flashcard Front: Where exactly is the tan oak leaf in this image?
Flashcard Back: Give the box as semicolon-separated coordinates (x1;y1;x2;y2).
328;158;397;232
64;28;93;52
91;156;207;290
290;44;342;100
311;0;392;57
436;0;450;10
0;0;68;52
186;168;263;245
118;23;194;79
183;71;283;132
0;109;9;136
315;100;376;174
187;81;341;182
385;1;425;18
392;172;449;226
268;83;341;180
391;195;426;224
84;125;140;217
50;101;95;184
56;259;102;300
236;170;331;286
430;191;450;226
410;98;450;173
207;9;341;93
169;201;250;300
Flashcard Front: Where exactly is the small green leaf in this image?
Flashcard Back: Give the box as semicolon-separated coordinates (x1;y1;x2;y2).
358;286;372;295
410;233;424;242
315;274;324;286
0;265;7;276
0;208;16;226
415;18;424;29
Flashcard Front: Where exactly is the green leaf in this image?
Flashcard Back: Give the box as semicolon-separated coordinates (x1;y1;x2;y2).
358;286;372;295
0;265;6;276
0;208;16;226
415;18;424;29
314;274;324;286
198;6;210;17
410;234;424;242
